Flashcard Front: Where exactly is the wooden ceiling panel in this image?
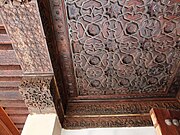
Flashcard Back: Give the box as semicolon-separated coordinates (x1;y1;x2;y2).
0;0;179;130
65;0;180;99
36;0;180;129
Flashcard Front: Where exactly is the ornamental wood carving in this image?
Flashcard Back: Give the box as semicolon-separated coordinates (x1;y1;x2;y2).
1;0;180;129
19;76;56;114
67;100;180;116
63;116;152;129
66;0;180;97
0;0;29;7
0;1;53;74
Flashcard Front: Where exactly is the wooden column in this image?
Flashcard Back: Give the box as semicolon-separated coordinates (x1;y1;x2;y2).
150;108;180;135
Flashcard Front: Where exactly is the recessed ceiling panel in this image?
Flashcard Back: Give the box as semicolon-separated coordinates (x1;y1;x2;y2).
65;0;180;98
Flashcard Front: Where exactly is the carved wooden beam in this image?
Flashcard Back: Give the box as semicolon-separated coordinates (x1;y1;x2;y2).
63;116;152;129
64;99;180;129
66;100;180;116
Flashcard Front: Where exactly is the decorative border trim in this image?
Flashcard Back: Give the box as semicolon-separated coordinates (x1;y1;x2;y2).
63;116;152;129
67;100;180;116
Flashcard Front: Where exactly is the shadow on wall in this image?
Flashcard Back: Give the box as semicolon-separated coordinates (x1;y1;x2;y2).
61;127;156;135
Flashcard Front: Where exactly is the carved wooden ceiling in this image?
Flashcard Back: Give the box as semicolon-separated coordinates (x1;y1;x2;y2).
0;0;180;130
41;0;180;129
65;0;180;99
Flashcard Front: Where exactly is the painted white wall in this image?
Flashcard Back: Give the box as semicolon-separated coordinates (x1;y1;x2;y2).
21;114;61;135
61;127;156;135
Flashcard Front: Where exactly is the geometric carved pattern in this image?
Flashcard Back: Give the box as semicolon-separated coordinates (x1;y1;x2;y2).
66;0;180;96
63;116;152;129
67;100;180;115
0;0;29;7
0;1;53;74
64;100;180;129
19;76;55;114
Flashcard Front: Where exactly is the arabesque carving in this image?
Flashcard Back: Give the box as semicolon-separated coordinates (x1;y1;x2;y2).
66;0;180;96
63;116;152;129
67;101;180;115
19;76;55;114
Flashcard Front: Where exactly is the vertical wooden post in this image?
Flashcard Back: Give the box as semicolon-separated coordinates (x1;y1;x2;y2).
150;108;180;135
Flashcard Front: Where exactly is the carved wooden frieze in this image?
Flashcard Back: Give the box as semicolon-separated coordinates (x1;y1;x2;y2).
63;116;152;129
65;0;180;97
67;100;180;116
0;1;53;74
19;76;56;114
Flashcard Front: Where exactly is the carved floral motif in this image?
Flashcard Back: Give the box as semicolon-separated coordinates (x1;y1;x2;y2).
66;0;180;96
19;77;55;114
67;101;180;115
63;116;152;129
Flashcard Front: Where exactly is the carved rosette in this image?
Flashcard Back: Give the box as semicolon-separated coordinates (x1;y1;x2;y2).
19;77;56;114
0;1;53;74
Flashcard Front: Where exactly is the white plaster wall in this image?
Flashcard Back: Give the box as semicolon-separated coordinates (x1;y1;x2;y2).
61;127;156;135
21;114;61;135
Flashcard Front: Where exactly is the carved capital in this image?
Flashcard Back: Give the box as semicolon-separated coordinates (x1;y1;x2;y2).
19;76;56;114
